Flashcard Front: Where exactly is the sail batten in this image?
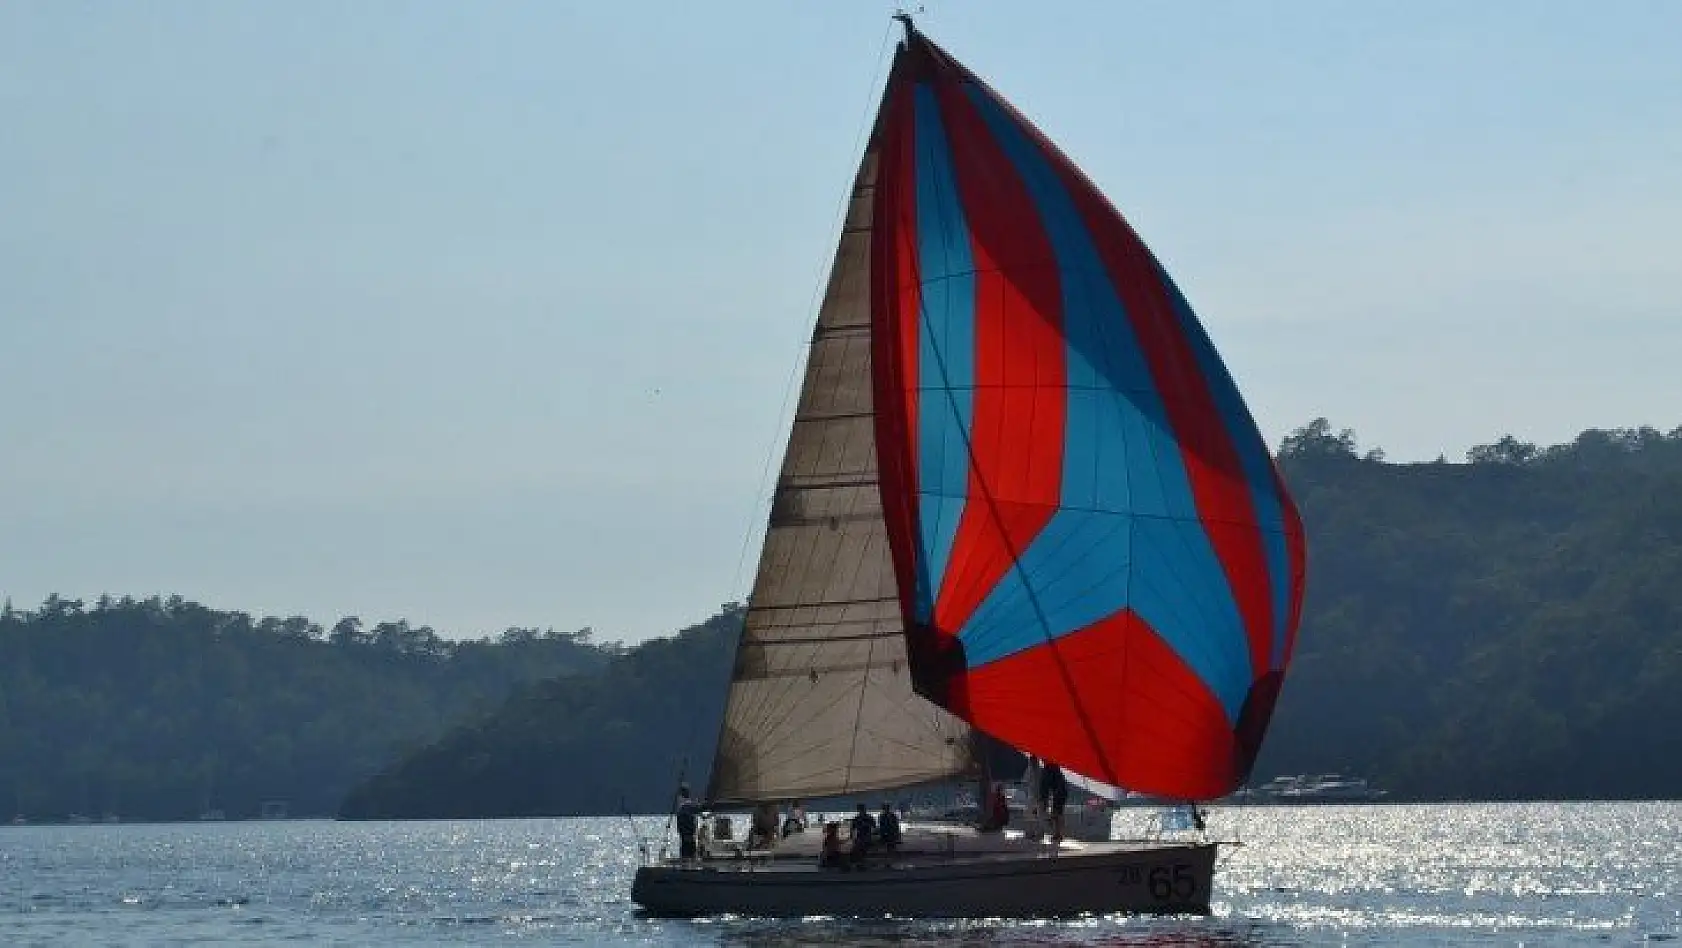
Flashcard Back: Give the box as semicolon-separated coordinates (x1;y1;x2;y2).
705;123;977;805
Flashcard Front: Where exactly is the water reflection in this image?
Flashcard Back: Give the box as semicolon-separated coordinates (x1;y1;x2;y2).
709;917;1277;947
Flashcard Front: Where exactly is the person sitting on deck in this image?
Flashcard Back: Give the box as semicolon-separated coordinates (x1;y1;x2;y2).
747;801;779;849
877;802;902;849
782;799;807;838
848;802;876;865
818;822;845;869
978;781;1011;832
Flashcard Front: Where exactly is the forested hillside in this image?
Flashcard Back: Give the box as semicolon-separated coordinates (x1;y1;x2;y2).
338;607;741;819
9;421;1682;821
1258;421;1682;799
342;422;1682;816
0;597;609;820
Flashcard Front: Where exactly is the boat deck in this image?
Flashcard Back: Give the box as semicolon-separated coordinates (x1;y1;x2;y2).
687;821;1188;872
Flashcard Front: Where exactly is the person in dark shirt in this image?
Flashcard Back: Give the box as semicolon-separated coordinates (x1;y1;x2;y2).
675;784;702;862
848;803;876;865
1040;762;1068;842
818;821;844;869
979;781;1010;832
877;802;902;849
748;801;780;849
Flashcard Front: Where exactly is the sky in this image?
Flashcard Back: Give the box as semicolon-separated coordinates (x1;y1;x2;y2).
2;1;1678;641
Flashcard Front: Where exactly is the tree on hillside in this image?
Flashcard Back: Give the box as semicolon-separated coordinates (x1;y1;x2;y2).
1467;435;1539;466
1278;418;1360;461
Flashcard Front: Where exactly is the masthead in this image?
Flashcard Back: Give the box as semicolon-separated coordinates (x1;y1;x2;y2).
892;11;918;41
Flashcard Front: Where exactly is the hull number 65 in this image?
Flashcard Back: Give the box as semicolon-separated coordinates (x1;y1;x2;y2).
1148;865;1198;901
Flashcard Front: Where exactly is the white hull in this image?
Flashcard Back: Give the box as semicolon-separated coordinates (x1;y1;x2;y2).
632;838;1215;917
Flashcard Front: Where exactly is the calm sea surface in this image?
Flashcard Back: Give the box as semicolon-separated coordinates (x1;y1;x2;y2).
1;803;1677;946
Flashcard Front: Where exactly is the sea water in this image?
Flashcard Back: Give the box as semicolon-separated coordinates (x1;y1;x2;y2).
1;803;1677;945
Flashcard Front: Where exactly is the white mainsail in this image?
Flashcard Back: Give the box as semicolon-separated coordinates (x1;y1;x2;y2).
705;141;976;804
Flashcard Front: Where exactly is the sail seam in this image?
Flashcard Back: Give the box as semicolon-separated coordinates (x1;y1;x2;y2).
747;597;900;611
737;634;901;646
773;476;878;489
791;410;875;423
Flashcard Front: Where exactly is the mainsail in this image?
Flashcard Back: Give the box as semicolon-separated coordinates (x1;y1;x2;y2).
869;29;1308;801
706;134;977;804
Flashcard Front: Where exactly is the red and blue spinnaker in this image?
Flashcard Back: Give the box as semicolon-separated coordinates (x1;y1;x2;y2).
869;32;1306;801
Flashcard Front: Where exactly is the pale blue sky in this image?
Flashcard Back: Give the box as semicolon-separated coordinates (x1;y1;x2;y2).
2;1;1678;640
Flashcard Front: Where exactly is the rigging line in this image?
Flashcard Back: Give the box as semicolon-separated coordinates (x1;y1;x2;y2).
726;18;901;603
657;755;688;860
903;75;1118;785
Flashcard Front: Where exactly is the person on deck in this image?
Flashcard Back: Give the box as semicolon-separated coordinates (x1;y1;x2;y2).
783;799;807;838
848;802;876;865
748;801;779;849
1025;756;1045;818
878;802;902;850
1040;761;1069;842
978;781;1011;832
675;784;702;862
818;821;845;869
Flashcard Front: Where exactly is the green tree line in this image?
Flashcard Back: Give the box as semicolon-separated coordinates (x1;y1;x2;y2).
338;606;741;819
0;595;609;821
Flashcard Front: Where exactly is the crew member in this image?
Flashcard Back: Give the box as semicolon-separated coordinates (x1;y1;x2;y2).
1041;760;1068;842
878;802;902;849
675;784;703;862
848;802;876;865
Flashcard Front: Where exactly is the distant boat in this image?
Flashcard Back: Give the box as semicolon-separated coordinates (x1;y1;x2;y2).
198;809;226;821
631;11;1306;919
1257;773;1389;803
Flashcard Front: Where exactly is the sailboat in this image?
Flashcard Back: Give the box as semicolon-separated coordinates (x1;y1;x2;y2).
632;14;1305;917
